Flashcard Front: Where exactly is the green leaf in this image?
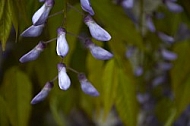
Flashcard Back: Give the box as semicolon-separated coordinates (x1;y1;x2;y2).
92;0;144;48
0;95;9;126
0;0;5;19
171;42;190;117
0;66;32;126
101;59;119;117
115;68;138;126
0;0;12;50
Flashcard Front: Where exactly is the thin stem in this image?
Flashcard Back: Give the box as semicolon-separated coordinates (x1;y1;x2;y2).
66;66;80;74
51;75;58;82
43;38;57;44
66;31;85;40
67;3;85;16
139;0;144;36
48;10;64;18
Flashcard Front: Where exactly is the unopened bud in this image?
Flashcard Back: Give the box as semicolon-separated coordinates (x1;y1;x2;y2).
121;0;134;9
157;32;175;44
31;82;54;104
80;0;94;15
57;63;71;90
21;24;44;37
161;49;177;61
32;0;55;25
85;39;113;60
84;15;111;41
146;15;156;32
165;0;183;13
78;73;99;96
56;27;69;58
19;41;46;63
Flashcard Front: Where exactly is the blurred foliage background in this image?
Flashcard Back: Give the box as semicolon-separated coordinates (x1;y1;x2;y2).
1;0;190;126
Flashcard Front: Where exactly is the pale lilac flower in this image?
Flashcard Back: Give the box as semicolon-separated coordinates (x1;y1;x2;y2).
19;41;46;63
175;23;190;41
152;75;166;87
161;49;177;61
121;0;134;9
57;63;71;90
157;62;173;71
80;0;94;15
146;15;156;32
157;32;175;44
125;45;135;58
56;27;69;58
134;66;143;76
78;73;99;96
85;39;113;60
31;82;53;104
84;15;111;41
20;24;45;37
165;0;183;13
39;0;45;2
32;0;55;25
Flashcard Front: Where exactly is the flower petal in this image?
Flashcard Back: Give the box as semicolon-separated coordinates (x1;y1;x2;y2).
80;0;94;15
84;15;111;41
88;44;113;60
20;24;44;37
157;32;175;44
161;49;177;61
57;63;71;90
121;0;134;9
31;82;53;104
32;0;54;25
19;41;46;63
78;73;99;96
56;27;69;57
146;15;156;32
165;1;183;13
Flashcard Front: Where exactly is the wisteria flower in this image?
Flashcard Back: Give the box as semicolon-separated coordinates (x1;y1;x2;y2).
57;63;71;90
161;49;177;61
31;82;54;104
84;15;111;41
121;0;134;9
157;32;175;44
56;27;69;58
78;73;99;96
32;0;55;25
164;0;183;13
80;0;94;15
146;15;156;32
20;24;45;37
84;39;113;60
19;41;46;63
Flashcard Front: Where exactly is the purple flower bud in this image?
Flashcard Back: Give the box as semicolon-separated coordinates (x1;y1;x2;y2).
56;27;69;58
125;45;135;58
121;0;134;9
175;23;190;41
31;82;54;104
39;0;45;2
146;15;156;32
165;1;183;13
19;41;46;63
57;63;71;90
84;15;111;41
152;75;166;87
20;24;44;37
32;0;54;25
134;66;143;76
80;0;94;15
157;32;175;44
78;73;99;96
161;49;177;61
157;62;173;71
85;39;113;60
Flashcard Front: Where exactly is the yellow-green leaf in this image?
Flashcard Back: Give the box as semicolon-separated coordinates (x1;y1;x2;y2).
0;0;12;50
115;68;138;126
0;66;32;126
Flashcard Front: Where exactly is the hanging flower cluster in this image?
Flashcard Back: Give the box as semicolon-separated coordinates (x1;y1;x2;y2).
20;0;113;104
